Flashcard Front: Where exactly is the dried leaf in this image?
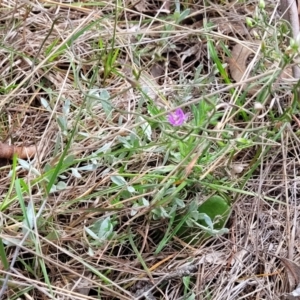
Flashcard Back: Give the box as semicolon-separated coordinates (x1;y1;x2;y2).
198;251;227;266
150;64;164;80
138;72;168;107
291;286;300;297
281;258;300;289
162;0;171;13
229;42;260;84
281;294;297;299
180;44;200;66
133;0;146;12
281;286;300;300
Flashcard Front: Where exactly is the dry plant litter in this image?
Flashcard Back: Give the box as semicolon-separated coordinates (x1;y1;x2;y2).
0;0;300;299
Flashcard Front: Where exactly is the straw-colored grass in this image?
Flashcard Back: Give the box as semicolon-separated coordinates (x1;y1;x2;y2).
0;0;299;299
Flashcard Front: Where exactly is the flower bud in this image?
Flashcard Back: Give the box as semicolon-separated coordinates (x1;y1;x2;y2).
252;30;259;39
258;0;265;9
290;38;298;51
254;102;264;111
232;164;244;174
246;17;254;27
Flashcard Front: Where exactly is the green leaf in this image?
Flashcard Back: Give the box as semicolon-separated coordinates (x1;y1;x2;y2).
87;88;112;116
23;200;35;234
48;20;101;62
139;117;152;141
197;195;231;230
40;97;52;112
178;9;190;22
71;168;81;178
111;175;127;186
0;239;9;270
85;217;115;243
207;40;230;84
45;38;59;55
99;217;113;238
175;195;231;243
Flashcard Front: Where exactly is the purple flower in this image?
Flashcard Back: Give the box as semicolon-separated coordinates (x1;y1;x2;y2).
168;108;188;126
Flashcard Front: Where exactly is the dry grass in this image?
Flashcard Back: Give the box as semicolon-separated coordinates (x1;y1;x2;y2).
0;0;299;299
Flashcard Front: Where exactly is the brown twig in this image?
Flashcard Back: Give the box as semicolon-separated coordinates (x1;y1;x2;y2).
0;142;36;159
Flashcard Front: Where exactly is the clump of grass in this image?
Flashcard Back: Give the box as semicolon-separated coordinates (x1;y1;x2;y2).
0;0;299;299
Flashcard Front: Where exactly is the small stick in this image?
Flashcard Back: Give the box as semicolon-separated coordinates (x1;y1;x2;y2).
0;142;36;159
280;0;300;79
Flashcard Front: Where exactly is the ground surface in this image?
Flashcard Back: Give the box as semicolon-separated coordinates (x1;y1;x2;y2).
0;0;300;299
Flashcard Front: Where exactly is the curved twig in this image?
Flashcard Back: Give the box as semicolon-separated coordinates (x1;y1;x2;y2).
0;142;36;159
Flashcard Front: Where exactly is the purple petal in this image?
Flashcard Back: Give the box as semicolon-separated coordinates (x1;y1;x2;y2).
168;108;188;126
